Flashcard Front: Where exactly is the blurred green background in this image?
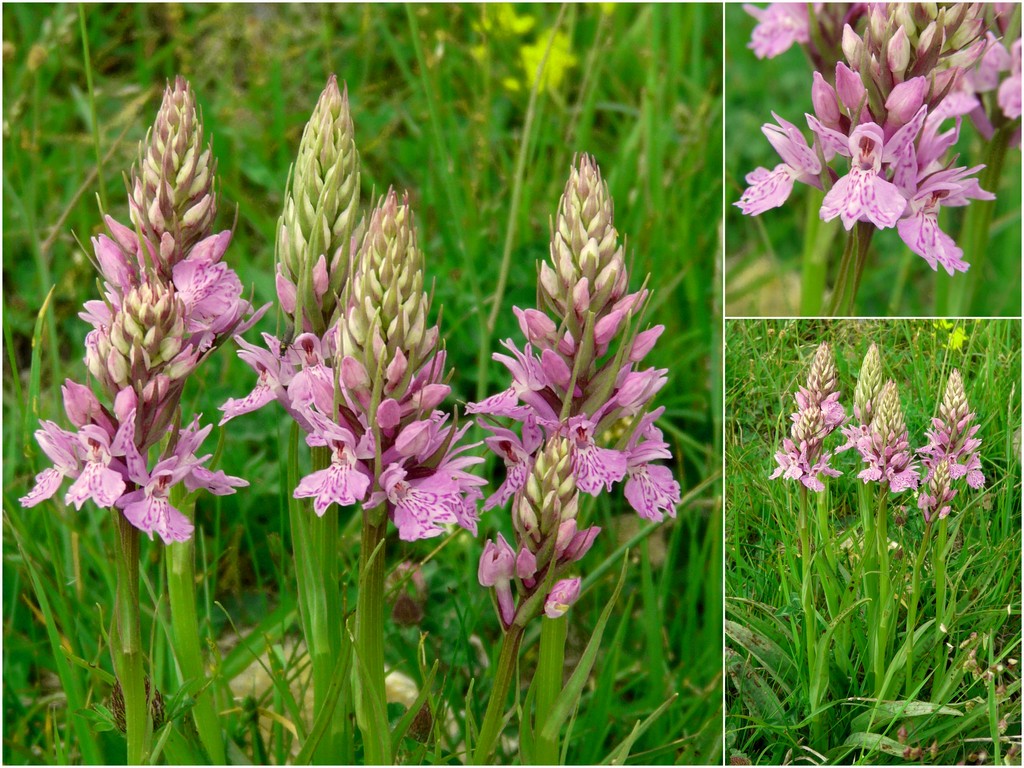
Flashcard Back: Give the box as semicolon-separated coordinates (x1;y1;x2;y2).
3;4;722;764
724;4;1023;317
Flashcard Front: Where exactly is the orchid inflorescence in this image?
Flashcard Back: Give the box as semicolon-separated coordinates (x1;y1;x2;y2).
471;154;681;629
737;3;1020;275
219;77;484;542
20;77;262;543
770;339;986;523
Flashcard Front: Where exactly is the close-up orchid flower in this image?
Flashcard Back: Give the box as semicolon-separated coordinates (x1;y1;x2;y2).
728;3;1022;316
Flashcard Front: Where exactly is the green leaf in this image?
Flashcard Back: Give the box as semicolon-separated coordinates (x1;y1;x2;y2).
725;647;787;726
843;731;908;758
539;557;628;743
24;285;55;455
810;598;868;715
850;691;961;733
294;632;354;765
600;693;678;765
725;619;796;695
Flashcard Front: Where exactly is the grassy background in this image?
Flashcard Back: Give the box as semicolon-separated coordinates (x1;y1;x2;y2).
2;3;723;765
725;319;1022;764
723;5;1023;317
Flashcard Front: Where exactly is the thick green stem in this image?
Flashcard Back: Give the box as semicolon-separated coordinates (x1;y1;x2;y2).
859;482;877;678
289;433;345;763
873;490;890;698
355;510;389;765
111;510;148;764
827;228;857;317
844;222;874;315
535;616;568;764
828;222;875;316
473;625;525;765
311;447;345;763
798;488;823;749
166;490;225;764
933;517;949;690
905;521;933;697
800;189;838;316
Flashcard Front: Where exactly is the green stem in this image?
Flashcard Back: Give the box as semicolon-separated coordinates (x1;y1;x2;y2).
873;489;890;698
800;188;838;316
798;488;822;749
843;222;874;315
535;616;568;764
311;447;344;763
933;517;949;691
473;625;525;765
355;510;389;765
905;521;933;697
166;490;226;764
288;433;345;763
111;510;148;764
826;227;857;316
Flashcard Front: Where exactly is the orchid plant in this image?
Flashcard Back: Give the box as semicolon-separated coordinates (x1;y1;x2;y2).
18;73;685;765
767;338;988;752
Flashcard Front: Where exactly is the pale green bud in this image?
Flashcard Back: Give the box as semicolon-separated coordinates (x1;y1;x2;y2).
130;76;216;273
543;155;627;322
341;190;432;397
874;380;907;439
854;343;883;423
513;436;578;564
277;75;361;332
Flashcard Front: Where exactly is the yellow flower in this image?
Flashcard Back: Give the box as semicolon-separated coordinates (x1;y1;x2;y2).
947;325;968;351
519;29;577;94
477;3;535;36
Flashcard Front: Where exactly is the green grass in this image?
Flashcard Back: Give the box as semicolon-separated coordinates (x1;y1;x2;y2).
2;3;722;764
723;5;1023;317
725;319;1022;764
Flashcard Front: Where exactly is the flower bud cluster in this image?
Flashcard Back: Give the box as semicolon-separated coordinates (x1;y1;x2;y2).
223;84;482;542
21;78;255;543
918;458;957;523
471;155;679;626
847;379;920;492
479;437;597;628
276;75;361;334
770;342;845;492
919;368;985;489
129;77;217;274
737;2;1015;277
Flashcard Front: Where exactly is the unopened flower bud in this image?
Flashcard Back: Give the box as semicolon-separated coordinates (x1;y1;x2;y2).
842;24;865;67
874;380;908;439
835;61;867;113
939;369;969;431
278;75;361;332
342;190;432;403
544;155;627;322
130;77;216;273
478;534;517;628
887;26;911;78
812;71;842;128
885;77;927;126
854;343;883;423
805;342;838;406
